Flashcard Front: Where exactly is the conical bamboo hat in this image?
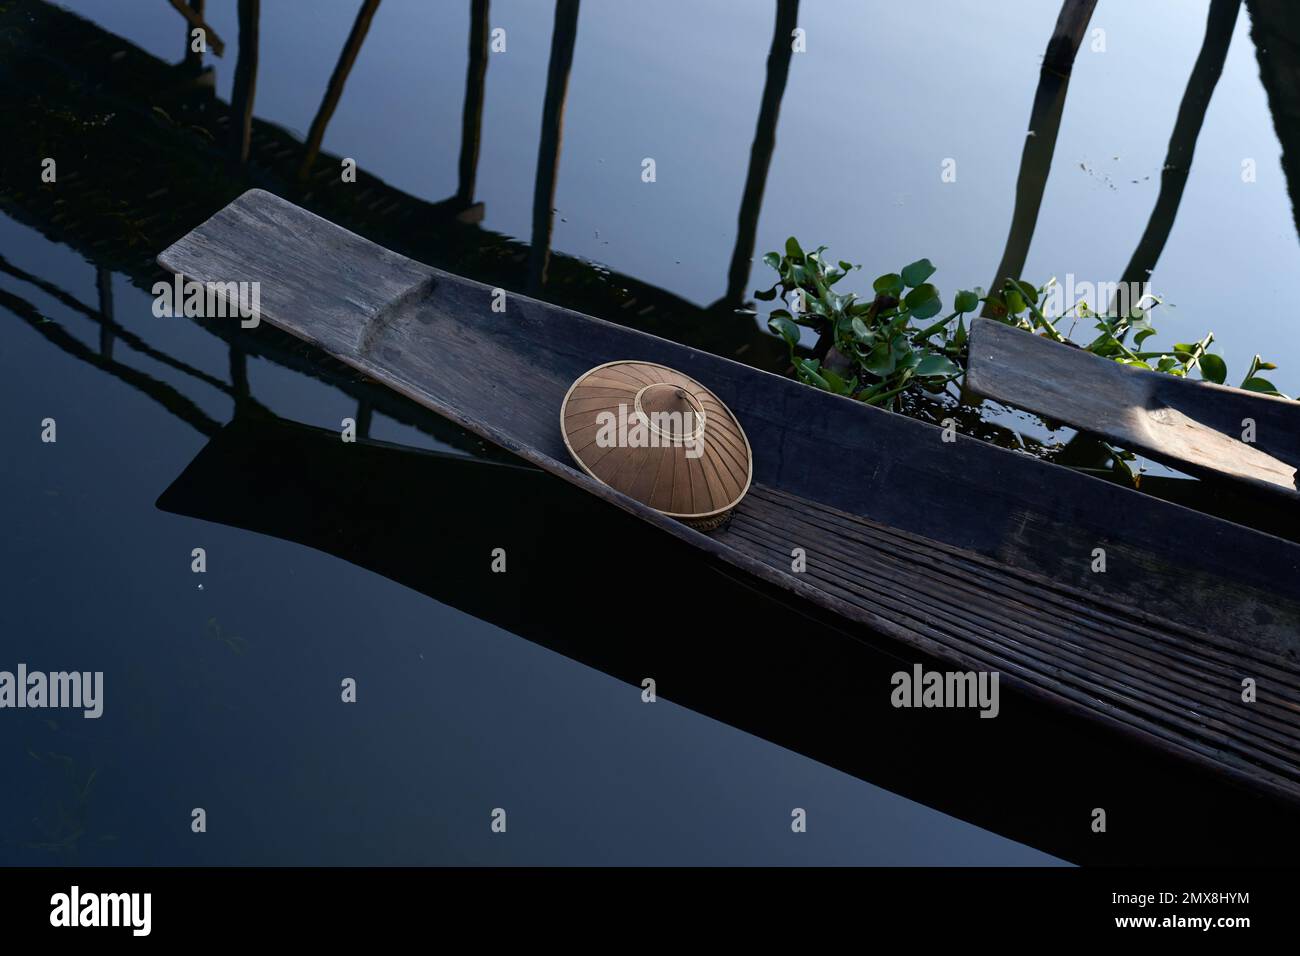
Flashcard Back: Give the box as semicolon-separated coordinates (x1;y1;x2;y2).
560;361;752;530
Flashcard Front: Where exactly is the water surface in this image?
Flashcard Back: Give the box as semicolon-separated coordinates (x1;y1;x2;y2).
4;0;1297;865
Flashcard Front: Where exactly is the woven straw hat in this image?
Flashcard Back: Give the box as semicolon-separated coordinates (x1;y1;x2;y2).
560;361;752;530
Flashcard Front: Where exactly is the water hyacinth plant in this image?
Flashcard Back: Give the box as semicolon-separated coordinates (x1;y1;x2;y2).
759;239;1291;409
984;276;1289;397
756;238;977;409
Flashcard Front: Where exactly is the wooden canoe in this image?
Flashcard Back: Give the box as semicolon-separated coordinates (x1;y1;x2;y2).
159;190;1300;807
967;317;1300;498
155;412;1300;863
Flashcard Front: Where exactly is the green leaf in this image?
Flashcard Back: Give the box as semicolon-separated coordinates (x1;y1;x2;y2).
1242;376;1279;394
821;367;852;395
1109;448;1136;483
838;261;855;273
1199;353;1227;384
767;313;800;348
891;336;915;363
903;283;940;313
785;237;804;260
863;341;896;376
909;296;942;321
901;258;936;288
873;273;904;298
795;358;829;390
1011;279;1038;300
953;289;979;313
762;252;781;271
850;317;874;344
914;352;960;378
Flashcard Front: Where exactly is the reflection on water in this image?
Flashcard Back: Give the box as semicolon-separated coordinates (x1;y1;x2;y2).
2;0;1299;864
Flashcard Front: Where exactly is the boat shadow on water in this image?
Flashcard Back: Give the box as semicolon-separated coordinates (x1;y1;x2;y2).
157;413;1300;865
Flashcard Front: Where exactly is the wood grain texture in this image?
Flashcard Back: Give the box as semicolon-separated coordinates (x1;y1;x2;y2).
967;317;1300;498
718;485;1300;802
158;190;1300;803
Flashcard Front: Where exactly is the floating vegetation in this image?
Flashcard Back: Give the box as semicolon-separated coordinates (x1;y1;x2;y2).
12;748;113;861
757;239;974;409
760;238;1290;409
759;239;1292;483
206;616;248;655
984;276;1289;399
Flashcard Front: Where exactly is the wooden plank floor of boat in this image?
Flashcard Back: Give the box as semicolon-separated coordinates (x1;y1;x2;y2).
158;189;1300;807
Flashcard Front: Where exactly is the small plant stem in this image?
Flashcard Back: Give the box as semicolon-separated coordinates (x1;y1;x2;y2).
1020;293;1067;343
915;310;961;340
1102;443;1136;483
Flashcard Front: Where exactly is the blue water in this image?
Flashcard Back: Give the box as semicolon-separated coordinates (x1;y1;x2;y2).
5;0;1296;865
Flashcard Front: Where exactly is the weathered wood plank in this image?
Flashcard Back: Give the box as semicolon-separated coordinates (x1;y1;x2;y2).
967;317;1300;498
157;191;1300;650
158;190;1300;802
723;488;1300;792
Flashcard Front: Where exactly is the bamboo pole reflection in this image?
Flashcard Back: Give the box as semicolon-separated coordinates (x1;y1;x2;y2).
720;0;799;309
982;0;1097;317
298;0;383;181
527;0;580;294
1112;0;1240;314
229;0;260;167
167;0;224;57
456;0;490;212
1248;0;1300;241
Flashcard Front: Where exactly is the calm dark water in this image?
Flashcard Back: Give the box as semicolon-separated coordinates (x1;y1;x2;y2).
2;0;1296;865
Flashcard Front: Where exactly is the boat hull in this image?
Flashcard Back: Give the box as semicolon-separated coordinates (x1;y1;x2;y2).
158;189;1300;808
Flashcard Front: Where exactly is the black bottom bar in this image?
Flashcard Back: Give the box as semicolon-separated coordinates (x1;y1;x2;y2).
0;866;1284;940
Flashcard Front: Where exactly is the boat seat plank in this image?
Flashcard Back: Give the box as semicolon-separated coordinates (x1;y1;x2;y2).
966;317;1300;498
